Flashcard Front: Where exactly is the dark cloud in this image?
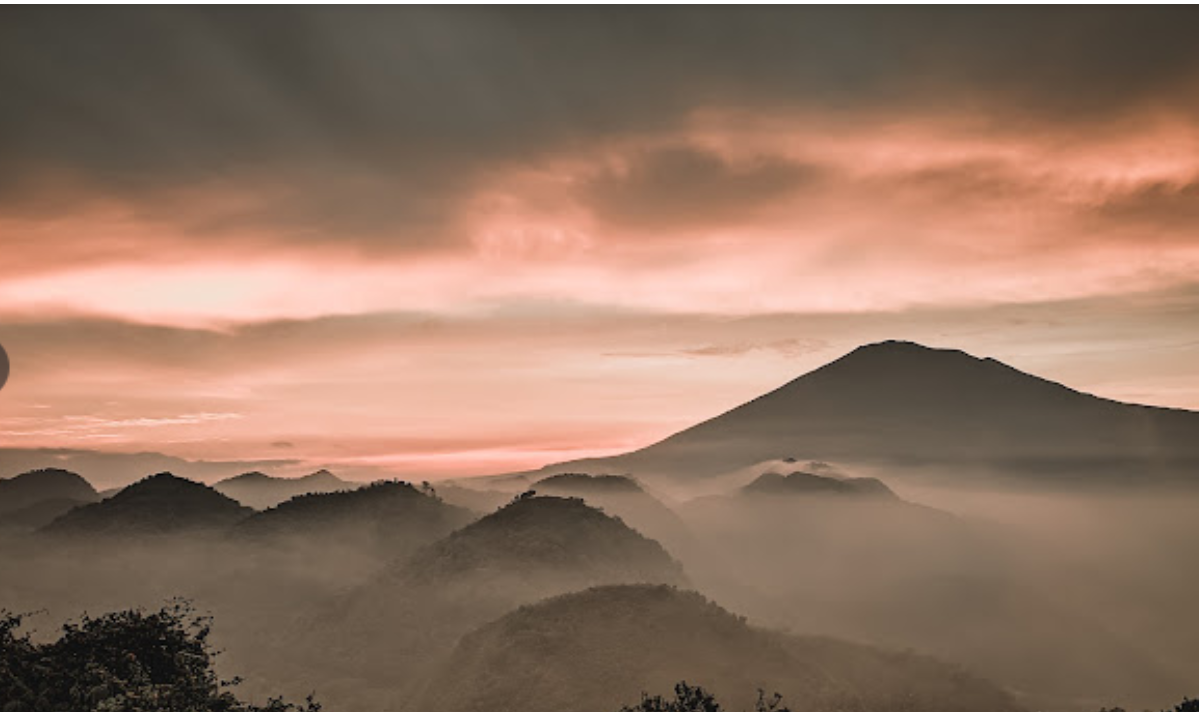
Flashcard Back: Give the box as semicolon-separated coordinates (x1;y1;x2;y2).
0;7;1193;248
583;146;822;232
1087;180;1199;238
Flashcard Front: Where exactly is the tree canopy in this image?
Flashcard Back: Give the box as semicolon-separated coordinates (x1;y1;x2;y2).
0;601;318;712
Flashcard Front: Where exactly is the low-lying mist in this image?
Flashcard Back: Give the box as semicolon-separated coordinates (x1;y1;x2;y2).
0;464;1194;712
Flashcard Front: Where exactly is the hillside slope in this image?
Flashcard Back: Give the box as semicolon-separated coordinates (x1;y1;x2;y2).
41;473;251;537
522;341;1197;486
411;584;1023;712
214;469;349;509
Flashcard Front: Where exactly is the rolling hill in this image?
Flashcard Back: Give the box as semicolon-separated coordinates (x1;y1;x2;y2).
0;468;98;515
396;493;686;590
410;584;1023;712
287;495;687;710
41;472;252;537
214;469;349;510
741;469;897;497
529;473;693;554
231;480;475;556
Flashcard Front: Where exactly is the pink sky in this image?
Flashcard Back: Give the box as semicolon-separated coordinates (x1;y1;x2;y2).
0;8;1195;483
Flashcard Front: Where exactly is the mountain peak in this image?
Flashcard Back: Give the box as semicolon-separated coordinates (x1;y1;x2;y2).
538;341;1196;485
131;472;203;492
301;469;342;483
0;468;99;518
398;495;685;586
840;339;982;365
224;471;271;484
855;339;938;352
742;470;896;499
41;472;250;536
535;473;645;494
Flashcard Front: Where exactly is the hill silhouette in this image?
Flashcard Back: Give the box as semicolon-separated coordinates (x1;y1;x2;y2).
741;470;896;498
677;475;1185;711
2;498;93;532
410;584;1023;712
231;480;474;556
397;494;685;588
537;472;645;494
289;496;686;709
531;474;694;554
0;468;98;515
214;469;348;510
521;341;1197;487
41;472;252;537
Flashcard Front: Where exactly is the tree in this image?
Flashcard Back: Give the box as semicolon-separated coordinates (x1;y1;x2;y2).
619;682;790;712
0;601;319;712
1098;700;1197;712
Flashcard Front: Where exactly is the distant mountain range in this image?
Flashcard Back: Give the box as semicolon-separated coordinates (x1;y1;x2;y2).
41;472;252;537
232;480;474;556
513;340;1197;487
0;468;99;531
0;468;98;513
214;469;350;509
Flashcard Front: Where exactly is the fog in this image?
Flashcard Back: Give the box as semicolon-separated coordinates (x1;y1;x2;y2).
0;463;1193;712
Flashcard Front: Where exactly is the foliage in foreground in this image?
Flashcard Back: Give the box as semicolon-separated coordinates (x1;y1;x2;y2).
0;601;318;712
1099;699;1198;712
623;682;1200;712
620;681;790;712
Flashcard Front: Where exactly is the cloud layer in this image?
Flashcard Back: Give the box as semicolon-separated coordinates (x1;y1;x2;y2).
0;7;1194;479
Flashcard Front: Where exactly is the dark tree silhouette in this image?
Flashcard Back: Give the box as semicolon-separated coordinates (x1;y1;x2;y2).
0;601;319;712
619;682;790;712
1095;699;1197;712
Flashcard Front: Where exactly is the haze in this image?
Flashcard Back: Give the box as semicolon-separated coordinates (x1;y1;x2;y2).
0;9;1196;712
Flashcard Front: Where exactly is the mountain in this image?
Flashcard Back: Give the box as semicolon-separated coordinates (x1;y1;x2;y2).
41;472;252;537
677;469;971;639
409;584;1023;712
0;468;98;515
520;341;1198;487
431;482;512;513
741;469;896;498
1;497;92;532
289;496;687;709
396;494;686;589
676;472;1187;711
531;473;693;553
231;480;474;556
214;469;349;510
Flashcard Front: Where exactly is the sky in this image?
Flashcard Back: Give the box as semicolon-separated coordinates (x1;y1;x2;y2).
0;7;1195;485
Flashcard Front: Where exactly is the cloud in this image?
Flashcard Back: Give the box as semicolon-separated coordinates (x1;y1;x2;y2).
0;8;1193;477
1086;179;1198;238
682;338;828;359
0;285;1193;480
0;7;1193;248
582;146;823;232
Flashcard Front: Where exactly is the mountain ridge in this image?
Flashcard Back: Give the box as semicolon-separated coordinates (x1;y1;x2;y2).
41;472;252;537
511;340;1197;487
214;468;350;509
